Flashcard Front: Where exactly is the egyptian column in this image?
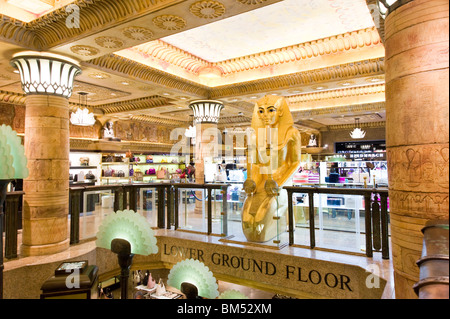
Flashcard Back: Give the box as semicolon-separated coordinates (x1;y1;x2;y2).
384;0;449;298
11;52;81;256
189;100;224;184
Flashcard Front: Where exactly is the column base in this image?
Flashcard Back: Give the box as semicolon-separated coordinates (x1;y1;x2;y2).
20;239;70;257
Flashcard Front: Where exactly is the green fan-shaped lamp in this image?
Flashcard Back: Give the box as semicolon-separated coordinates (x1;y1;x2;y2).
96;209;158;299
167;258;219;299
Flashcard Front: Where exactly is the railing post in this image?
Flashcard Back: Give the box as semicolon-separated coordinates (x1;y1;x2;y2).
372;192;381;251
167;185;174;229
69;187;83;245
379;192;390;259
114;186;123;212
157;185;166;229
128;185;138;212
174;186;179;230
221;185;228;237
308;190;316;249
287;189;294;246
364;192;373;258
4;192;24;259
207;187;212;235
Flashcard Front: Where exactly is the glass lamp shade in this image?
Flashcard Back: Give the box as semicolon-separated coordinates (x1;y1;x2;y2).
167;259;219;299
218;290;249;299
350;127;367;139
377;0;410;18
96;210;158;256
70;108;96;126
0;125;29;180
189;100;224;124
10;51;81;98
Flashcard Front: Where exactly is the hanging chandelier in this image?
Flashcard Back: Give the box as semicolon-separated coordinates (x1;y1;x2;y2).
70;92;96;126
350;118;366;139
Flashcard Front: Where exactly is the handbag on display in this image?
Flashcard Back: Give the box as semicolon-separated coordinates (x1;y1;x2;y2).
114;156;123;162
146;155;153;163
79;157;89;166
157;167;167;179
147;168;156;175
126;150;132;158
176;169;183;174
155;279;166;296
102;154;114;162
161;158;167;163
134;169;144;181
117;170;125;178
85;171;95;180
104;168;113;177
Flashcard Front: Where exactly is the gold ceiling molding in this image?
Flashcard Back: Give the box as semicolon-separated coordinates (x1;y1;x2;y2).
97;95;173;114
84;54;209;97
292;102;386;119
0;15;37;48
216;27;382;75
0;89;26;105
130;114;187;127
122;26;154;41
209;58;385;99
132;40;209;74
287;84;385;104
190;1;226;19
152;15;187;31
26;0;184;49
94;36;125;49
237;0;268;4
129;28;382;78
327;121;386;131
70;45;100;56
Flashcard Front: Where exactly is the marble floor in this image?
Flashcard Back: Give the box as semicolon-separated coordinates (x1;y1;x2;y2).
2;199;395;299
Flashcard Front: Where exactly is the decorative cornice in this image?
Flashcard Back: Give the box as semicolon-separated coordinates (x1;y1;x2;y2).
287;84;385;104
83;54;210;97
327;121;386;131
292;102;385;119
216;28;382;75
209;58;385;98
130;115;187;127
127;28;382;78
29;0;184;49
131;40;210;75
97;95;173;114
0;89;27;105
0;15;37;48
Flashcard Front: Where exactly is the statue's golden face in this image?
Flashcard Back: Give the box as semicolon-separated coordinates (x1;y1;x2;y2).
257;103;282;126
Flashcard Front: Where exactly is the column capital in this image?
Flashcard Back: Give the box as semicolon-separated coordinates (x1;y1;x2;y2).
10;51;81;99
189;100;224;124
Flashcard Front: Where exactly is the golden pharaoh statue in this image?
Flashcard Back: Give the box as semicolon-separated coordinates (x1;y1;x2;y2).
242;95;301;242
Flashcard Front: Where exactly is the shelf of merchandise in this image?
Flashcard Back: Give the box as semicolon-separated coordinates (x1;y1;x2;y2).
99;153;186;185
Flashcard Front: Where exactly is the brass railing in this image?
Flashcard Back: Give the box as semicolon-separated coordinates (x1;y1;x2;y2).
3;184;390;261
284;186;390;259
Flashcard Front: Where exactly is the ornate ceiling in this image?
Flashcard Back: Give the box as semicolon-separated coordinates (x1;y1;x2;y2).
0;0;386;133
